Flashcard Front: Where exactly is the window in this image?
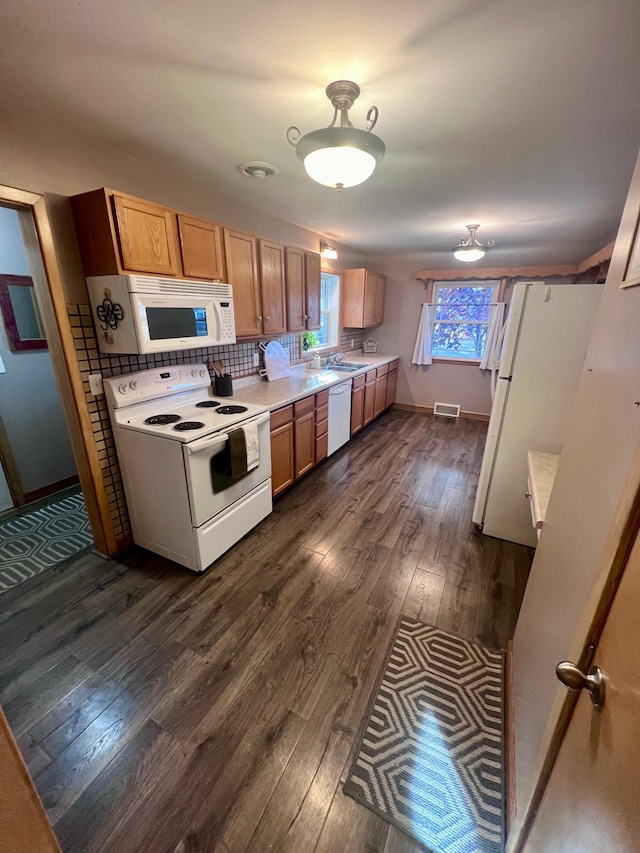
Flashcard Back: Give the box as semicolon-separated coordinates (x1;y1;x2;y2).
304;272;340;350
431;281;500;361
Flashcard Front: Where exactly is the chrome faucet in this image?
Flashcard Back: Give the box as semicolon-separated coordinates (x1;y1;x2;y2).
326;351;345;367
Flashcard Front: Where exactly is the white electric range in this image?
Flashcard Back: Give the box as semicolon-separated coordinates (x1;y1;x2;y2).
104;364;272;572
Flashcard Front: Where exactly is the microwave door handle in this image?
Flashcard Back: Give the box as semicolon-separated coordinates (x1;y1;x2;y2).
213;301;222;340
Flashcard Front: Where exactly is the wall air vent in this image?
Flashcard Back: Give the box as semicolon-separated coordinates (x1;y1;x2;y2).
433;402;461;418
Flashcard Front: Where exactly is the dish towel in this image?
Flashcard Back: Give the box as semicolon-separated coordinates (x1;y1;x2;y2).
243;422;260;472
228;428;248;479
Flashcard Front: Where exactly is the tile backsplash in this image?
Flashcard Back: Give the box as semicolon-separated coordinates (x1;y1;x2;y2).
69;304;369;545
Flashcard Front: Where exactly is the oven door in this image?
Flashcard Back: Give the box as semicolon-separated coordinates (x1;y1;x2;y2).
182;413;272;528
131;293;233;354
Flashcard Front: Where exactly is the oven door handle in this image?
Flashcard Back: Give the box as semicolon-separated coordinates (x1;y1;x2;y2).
184;412;270;455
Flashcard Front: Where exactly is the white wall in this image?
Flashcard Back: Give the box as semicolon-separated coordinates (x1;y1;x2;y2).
0;207;77;494
510;149;640;834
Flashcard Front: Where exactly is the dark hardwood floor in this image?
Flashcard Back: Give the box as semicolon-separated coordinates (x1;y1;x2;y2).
0;409;533;853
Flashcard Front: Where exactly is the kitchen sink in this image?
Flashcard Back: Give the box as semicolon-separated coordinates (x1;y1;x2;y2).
332;361;372;371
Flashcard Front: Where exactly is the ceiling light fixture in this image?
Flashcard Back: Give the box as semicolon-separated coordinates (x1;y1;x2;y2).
320;241;338;260
287;81;385;190
452;224;495;263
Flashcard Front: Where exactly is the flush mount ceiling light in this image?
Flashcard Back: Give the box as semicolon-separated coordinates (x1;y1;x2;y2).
238;161;279;178
452;224;495;263
320;241;338;260
287;81;385;190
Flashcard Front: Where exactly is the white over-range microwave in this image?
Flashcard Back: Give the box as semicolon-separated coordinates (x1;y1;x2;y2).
86;274;236;355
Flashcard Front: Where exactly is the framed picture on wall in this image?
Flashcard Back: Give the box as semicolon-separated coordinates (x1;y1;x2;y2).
621;211;640;289
0;274;48;351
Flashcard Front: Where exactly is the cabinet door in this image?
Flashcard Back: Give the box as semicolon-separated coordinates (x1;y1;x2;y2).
351;384;365;435
223;228;262;338
363;270;377;326
374;374;388;418
342;269;366;327
270;421;295;497
294;410;316;478
363;378;376;426
305;251;321;330
259;240;287;336
177;214;225;281
112;194;179;276
385;364;398;408
285;247;306;332
373;274;385;325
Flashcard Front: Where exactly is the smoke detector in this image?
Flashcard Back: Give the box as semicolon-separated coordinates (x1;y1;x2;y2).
238;161;279;178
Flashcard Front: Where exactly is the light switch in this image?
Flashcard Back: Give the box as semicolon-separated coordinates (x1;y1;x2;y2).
0;356;5;374
88;373;104;396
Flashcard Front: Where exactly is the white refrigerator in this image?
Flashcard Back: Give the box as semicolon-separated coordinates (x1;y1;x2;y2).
472;282;602;547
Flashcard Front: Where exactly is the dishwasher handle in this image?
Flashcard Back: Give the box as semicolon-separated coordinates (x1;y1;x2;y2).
330;382;352;395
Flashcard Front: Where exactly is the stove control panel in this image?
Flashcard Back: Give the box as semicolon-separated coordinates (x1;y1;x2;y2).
104;364;212;408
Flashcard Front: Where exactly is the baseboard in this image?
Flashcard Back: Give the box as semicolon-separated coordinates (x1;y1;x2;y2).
392;403;490;422
23;474;80;505
505;639;516;834
115;532;134;554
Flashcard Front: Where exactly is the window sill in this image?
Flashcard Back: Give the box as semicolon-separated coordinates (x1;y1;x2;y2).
432;357;481;366
305;343;337;354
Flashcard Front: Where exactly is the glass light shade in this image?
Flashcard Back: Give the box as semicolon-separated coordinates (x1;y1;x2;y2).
321;245;338;259
295;127;385;189
453;247;487;262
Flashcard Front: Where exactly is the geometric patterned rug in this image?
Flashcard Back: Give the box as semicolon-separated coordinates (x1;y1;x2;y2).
0;492;92;593
344;619;505;853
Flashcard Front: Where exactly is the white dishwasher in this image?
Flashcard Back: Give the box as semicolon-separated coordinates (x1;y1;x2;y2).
327;379;352;456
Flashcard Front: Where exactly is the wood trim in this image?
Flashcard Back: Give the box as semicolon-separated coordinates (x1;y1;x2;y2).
23;474;80;505
510;444;640;852
416;265;577;281
505;640;516;834
0;414;25;506
0;275;48;351
431;357;482;366
4;188;113;554
392;402;490;421
575;240;616;274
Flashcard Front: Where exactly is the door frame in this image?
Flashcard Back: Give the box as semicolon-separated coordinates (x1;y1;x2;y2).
0;185;114;554
509;443;640;851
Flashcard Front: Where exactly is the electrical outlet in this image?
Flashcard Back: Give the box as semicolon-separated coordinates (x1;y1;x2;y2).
253;352;260;367
88;373;104;396
351;339;354;348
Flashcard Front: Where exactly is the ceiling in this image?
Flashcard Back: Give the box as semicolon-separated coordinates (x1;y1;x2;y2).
2;0;640;266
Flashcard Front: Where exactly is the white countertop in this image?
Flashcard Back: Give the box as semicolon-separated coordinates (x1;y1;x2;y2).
226;355;399;411
527;450;560;529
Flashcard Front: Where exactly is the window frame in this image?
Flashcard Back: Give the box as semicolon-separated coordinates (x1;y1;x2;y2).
302;271;340;353
430;279;500;364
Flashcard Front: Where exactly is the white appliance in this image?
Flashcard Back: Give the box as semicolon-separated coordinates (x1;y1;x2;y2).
472;282;602;547
87;274;236;354
104;364;272;572
327;379;352;455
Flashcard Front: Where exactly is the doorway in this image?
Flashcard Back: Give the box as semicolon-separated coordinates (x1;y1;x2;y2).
0;203;93;591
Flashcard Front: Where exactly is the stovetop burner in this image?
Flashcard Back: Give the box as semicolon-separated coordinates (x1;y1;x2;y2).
216;405;248;415
145;414;181;426
195;400;221;408
173;421;205;431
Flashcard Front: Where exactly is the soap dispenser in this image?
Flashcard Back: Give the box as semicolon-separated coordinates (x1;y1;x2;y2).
313;354;322;369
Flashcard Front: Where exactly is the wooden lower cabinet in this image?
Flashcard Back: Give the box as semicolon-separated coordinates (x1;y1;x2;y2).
385;360;399;408
351;374;365;435
270;405;295;497
294;397;315;478
363;370;377;426
315;389;329;464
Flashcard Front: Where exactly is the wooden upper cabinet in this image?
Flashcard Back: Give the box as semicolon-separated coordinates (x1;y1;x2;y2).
177;214;225;281
285;247;305;332
258;240;287;336
223;227;262;338
342;268;386;328
305;251;321;330
112;193;180;276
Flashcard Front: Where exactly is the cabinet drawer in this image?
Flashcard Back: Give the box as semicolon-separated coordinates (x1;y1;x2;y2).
376;363;389;377
352;374;366;390
294;395;315;417
316;417;328;438
366;369;377;383
315;389;330;407
315;403;328;423
271;405;293;430
315;433;328;463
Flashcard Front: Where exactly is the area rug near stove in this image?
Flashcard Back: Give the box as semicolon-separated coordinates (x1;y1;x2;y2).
0;492;92;593
343;620;505;853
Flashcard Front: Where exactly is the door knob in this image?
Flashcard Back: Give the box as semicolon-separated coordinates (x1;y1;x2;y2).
556;661;606;709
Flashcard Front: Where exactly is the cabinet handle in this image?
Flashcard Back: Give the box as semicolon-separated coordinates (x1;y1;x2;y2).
304;314;308;319
266;316;271;321
257;315;263;322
